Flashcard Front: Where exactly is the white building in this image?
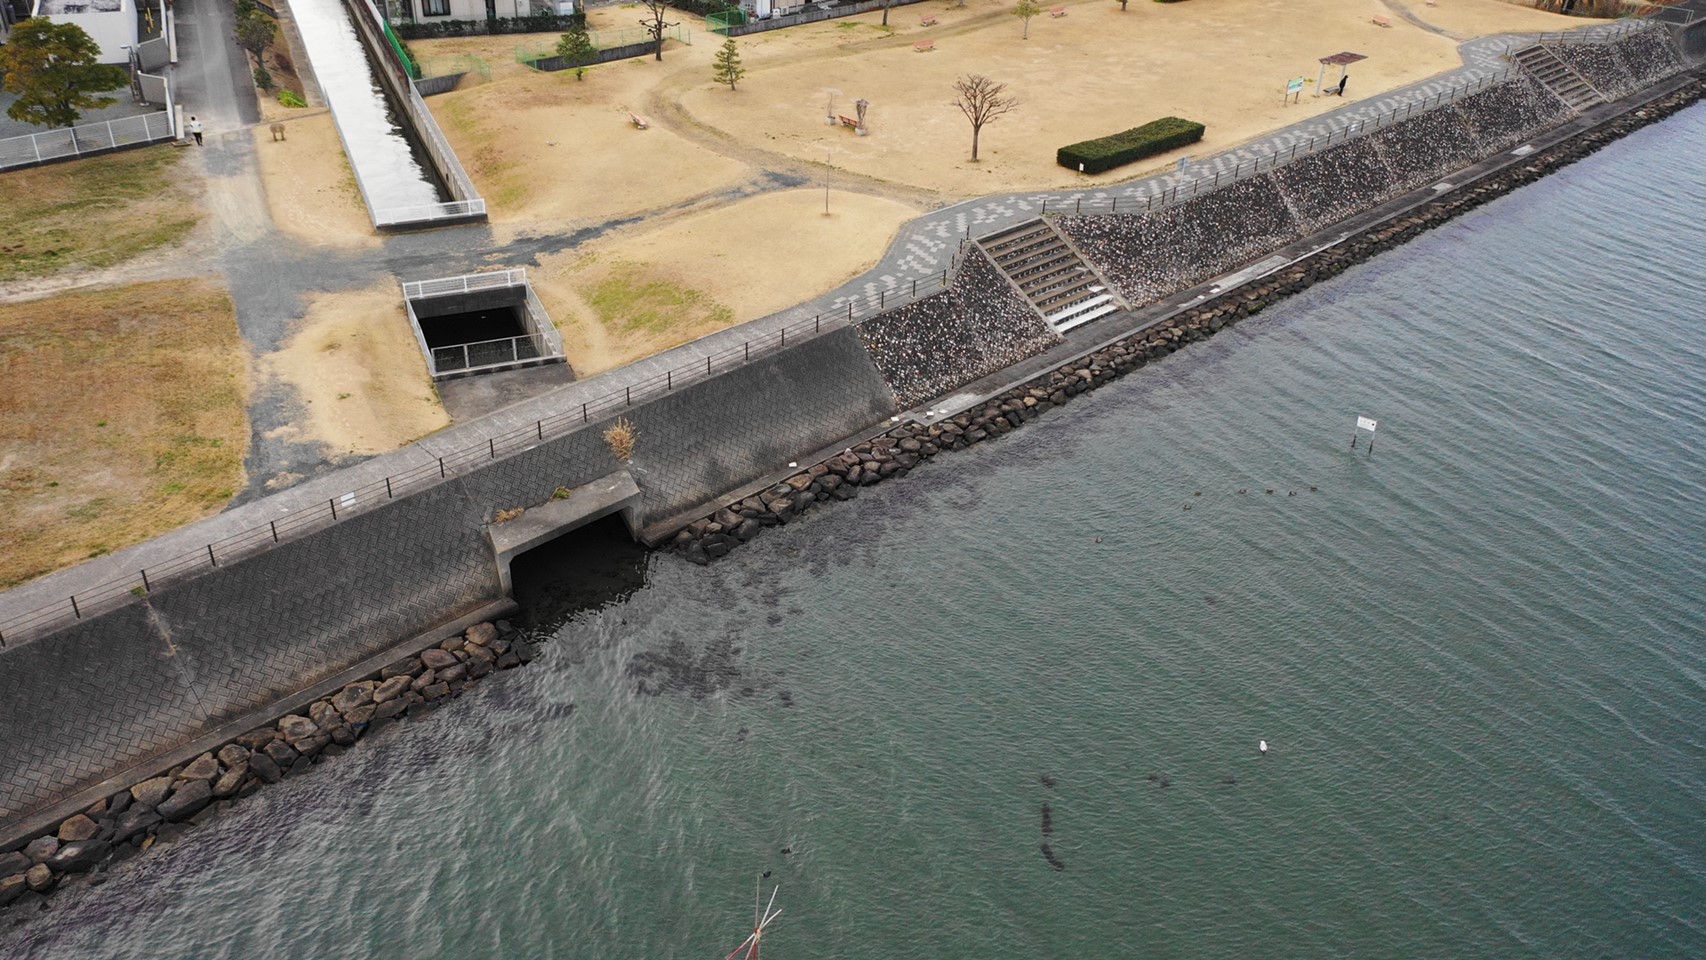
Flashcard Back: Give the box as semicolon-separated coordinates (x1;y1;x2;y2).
30;0;138;63
394;0;569;22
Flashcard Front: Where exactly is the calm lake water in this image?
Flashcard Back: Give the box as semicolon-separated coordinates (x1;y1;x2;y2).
6;105;1705;959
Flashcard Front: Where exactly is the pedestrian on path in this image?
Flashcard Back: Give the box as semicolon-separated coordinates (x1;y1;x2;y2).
189;115;203;146
1337;75;1349;98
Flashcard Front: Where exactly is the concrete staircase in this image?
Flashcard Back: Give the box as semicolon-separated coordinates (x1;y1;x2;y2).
1513;45;1606;112
977;220;1123;334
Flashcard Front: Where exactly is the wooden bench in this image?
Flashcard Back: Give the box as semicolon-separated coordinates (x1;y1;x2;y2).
1049;6;1066;16
627;112;649;129
1371;14;1391;26
914;38;936;52
838;115;860;129
919;14;937;25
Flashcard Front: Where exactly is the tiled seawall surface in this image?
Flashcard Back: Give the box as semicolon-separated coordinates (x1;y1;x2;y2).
0;336;898;828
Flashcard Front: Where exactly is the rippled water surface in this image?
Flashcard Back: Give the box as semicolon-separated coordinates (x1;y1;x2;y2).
7;107;1706;959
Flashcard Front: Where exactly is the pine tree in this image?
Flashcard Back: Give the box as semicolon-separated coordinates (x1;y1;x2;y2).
712;36;744;92
555;20;597;80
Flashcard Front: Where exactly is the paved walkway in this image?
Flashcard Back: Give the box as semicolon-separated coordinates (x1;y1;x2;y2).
0;19;1645;643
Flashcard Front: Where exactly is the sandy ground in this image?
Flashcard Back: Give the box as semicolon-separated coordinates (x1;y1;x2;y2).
407;0;1594;374
1388;0;1595;40
259;282;450;456
532;188;918;374
675;0;1599;196
0;280;248;587
251;111;378;248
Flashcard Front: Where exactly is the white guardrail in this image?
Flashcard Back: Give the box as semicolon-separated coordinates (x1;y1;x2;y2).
0;112;176;172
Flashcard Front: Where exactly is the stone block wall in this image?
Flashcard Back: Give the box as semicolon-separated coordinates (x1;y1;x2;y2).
1610;28;1684;86
855;247;1059;408
622;326;898;523
1273;137;1400;235
1552;39;1641;100
1456;75;1571;153
1056;175;1302;306
1370;107;1481;192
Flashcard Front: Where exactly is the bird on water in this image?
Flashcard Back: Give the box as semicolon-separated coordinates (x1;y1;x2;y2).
1259;740;1269;756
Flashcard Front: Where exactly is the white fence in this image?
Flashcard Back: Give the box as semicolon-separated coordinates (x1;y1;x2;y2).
0;111;176;172
402;268;528;299
402;269;566;378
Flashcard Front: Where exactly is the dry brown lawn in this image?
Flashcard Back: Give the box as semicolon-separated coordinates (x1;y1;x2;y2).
251;111;378;248
258;281;451;457
0;280;249;588
0;148;203;288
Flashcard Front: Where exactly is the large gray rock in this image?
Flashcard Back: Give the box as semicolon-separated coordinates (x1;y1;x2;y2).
0;873;26;906
48;840;109;873
420;648;457;671
308;700;342;729
217;744;250;768
294;734;331;759
248;750;283;784
212;764;247;799
158;780;213;822
23;836;58;863
342;704;376;726
372;698;409;721
111;809;161;844
131;776;174;809
178;752;220;782
331;682;375;714
57;815;98;843
372;674;412;704
25;864;53;893
276;715;320;744
263;739;298;769
106;790;132;816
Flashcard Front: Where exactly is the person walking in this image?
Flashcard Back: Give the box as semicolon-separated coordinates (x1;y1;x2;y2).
1337;74;1349;98
188;115;203;146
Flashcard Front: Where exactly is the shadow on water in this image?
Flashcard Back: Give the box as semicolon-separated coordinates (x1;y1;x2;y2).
509;514;651;635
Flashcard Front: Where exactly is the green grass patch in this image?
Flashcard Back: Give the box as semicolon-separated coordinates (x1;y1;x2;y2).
0;148;201;284
587;261;734;336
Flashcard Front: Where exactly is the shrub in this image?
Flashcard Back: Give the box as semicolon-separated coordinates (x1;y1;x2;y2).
603;417;638;462
277;89;306;107
253;63;273;90
1057;117;1204;174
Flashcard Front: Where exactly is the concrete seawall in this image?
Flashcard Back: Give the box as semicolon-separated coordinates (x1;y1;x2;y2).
2;25;1698;848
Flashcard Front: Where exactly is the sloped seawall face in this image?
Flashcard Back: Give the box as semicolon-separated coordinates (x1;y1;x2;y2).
855;247;1059;409
1370;108;1481;192
1055;175;1303;307
622;326;899;524
1455;74;1572;153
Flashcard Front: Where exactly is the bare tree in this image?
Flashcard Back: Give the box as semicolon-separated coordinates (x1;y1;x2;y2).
1013;0;1041;39
638;0;679;62
952;74;1018;162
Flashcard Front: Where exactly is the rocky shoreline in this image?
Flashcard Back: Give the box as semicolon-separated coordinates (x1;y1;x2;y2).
671;73;1706;565
0;620;533;916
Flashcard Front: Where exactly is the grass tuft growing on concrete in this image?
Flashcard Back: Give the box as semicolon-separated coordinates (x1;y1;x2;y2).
0;148;202;285
0;280;249;587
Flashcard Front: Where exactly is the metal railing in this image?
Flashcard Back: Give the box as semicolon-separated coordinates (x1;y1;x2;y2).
403;268;528;299
1531;17;1650;45
0;270;952;648
0;111;175;172
431;334;544;373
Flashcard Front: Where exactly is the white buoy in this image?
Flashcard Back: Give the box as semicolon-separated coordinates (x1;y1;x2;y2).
1259;740;1268;755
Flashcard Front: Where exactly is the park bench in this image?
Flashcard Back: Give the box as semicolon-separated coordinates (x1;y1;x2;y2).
1371;14;1391;26
838;115;860;129
628;112;650;129
920;14;937;25
914;38;936;52
1049;6;1066;16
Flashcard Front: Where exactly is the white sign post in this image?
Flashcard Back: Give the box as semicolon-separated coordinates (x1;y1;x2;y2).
1352;415;1378;456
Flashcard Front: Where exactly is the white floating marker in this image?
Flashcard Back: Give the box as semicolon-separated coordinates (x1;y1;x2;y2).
1259;740;1268;755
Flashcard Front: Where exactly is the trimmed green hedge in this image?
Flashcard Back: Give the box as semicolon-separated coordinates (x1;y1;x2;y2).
1057;117;1205;174
394;13;585;39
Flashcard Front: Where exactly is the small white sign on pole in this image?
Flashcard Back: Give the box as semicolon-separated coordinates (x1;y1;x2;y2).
1356;416;1378;432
